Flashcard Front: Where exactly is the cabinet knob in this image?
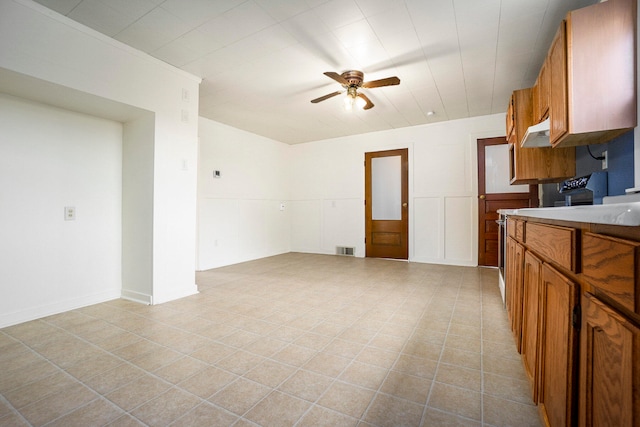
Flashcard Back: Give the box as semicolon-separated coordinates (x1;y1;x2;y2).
479;195;486;199
402;202;408;208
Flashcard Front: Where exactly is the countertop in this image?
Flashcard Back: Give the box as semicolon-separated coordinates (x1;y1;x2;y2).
498;202;640;226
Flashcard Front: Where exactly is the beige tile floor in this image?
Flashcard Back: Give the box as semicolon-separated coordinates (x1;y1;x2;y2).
0;253;543;427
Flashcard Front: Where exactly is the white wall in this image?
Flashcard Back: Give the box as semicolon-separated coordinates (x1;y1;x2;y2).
0;94;122;326
289;114;506;266
197;118;291;270
122;113;155;303
0;0;201;309
197;113;505;269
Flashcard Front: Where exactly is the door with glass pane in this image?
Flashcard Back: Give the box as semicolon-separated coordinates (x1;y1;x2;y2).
365;149;408;259
477;137;537;266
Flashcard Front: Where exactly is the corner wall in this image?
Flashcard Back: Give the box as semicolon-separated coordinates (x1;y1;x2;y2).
197;118;291;270
0;0;201;312
0;94;123;326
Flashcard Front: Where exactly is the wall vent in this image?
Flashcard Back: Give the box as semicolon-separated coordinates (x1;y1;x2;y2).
336;246;355;256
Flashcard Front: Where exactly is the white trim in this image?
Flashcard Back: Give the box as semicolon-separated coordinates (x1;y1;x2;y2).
152;285;199;305
0;289;120;328
120;289;153;305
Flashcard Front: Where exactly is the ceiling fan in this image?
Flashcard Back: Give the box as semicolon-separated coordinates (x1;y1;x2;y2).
310;70;400;110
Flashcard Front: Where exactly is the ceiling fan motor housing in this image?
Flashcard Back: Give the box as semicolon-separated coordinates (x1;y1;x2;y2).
341;70;364;87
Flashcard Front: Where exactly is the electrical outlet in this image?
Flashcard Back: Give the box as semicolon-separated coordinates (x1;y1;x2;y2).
602;150;608;169
64;206;76;221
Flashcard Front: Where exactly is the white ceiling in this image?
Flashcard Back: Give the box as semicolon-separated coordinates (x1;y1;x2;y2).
33;0;597;144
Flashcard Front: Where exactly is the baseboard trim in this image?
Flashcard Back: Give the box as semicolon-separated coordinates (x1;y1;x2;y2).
120;289;152;305
0;289;121;329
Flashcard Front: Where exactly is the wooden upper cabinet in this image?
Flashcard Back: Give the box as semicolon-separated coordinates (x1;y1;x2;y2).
507;89;530;147
506;94;516;144
549;22;569;145
508;88;576;184
533;57;550;124
551;0;637;147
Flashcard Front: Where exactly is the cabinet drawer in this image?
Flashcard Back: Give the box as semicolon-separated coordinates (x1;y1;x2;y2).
582;232;640;314
525;222;576;272
507;219;516;238
516;220;524;242
508;219;525;242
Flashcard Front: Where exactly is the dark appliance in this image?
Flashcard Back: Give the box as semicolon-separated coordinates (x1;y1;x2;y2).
559;171;607;206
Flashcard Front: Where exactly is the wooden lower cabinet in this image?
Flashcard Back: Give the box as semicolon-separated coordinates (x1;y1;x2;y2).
505;219;640;426
521;251;542;402
538;263;579;427
506;236;525;352
579;293;640;426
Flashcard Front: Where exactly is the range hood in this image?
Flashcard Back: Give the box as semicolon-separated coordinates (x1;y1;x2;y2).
521;118;551;147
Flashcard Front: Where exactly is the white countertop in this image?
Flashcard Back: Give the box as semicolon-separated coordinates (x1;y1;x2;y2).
502;202;640;226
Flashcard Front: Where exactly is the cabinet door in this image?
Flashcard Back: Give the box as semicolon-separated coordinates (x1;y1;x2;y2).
539;263;579;427
579;293;640;427
506;238;525;352
506;94;515;144
565;0;637;144
505;237;516;315
549;21;568;145
538;59;550;121
533;59;550;124
522;251;542;402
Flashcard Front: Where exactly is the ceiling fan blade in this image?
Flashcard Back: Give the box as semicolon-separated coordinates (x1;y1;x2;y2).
310;91;342;103
361;76;400;88
323;71;349;85
357;93;374;110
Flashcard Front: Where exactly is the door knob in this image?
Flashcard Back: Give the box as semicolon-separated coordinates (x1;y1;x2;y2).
479;195;486;199
402;203;408;207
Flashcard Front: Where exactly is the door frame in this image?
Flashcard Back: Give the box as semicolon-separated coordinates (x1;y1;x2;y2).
477;137;538;266
365;148;409;260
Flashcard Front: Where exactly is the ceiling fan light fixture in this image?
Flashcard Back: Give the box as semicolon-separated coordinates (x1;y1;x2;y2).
355;95;367;109
344;86;361;111
344;94;354;111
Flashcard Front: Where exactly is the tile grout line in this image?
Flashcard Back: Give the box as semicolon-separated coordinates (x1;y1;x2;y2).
417;269;466;426
1;255;531;426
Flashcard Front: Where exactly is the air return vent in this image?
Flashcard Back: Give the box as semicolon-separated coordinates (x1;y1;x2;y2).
336;246;355;256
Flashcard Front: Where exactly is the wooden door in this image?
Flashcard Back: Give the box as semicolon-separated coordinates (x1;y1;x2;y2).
365;149;408;260
579;293;639;427
477;137;537;267
539;263;579;427
522;250;543;402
